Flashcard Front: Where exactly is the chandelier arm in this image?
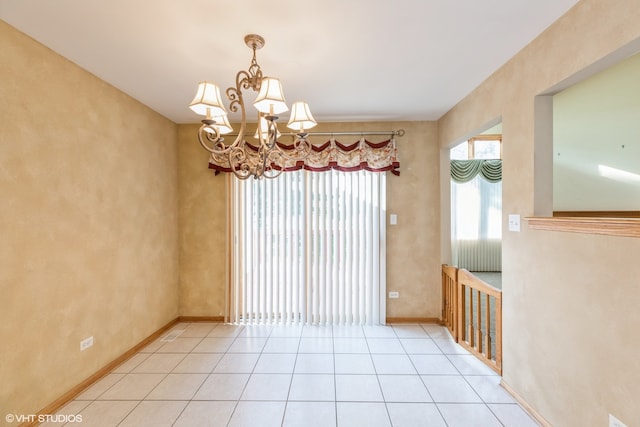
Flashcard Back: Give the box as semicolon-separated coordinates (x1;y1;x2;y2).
263;147;285;179
269;135;312;163
255;112;268;148
228;146;253;180
222;69;256;153
266;117;279;149
292;136;313;159
196;122;228;154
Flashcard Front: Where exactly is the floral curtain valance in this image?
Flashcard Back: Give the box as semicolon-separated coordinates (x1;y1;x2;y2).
450;159;502;183
209;137;400;176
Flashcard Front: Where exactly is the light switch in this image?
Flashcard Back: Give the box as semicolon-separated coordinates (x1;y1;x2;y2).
508;214;521;232
389;214;397;225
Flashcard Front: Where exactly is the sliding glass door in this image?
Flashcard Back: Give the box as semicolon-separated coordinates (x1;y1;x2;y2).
229;169;386;325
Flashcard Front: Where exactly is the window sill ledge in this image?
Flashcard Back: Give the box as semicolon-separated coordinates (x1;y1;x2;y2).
526;217;640;238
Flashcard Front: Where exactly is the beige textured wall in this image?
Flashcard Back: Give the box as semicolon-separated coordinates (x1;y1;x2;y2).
438;1;640;425
0;21;179;418
178;124;228;316
177;121;442;319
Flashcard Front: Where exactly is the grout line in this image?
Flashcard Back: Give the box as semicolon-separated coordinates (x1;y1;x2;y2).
66;322;515;426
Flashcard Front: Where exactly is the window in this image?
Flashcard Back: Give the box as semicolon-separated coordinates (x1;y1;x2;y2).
229;169;386;325
450;135;502;160
450;133;503;271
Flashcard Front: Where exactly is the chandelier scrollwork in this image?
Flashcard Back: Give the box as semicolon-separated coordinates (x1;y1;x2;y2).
189;34;317;180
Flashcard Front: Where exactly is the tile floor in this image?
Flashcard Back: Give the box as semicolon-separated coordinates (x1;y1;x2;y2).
44;322;540;427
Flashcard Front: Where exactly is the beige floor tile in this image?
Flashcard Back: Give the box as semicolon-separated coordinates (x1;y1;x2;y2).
391;324;430;338
172;353;223;373
132;353;186;373
334;354;375;374
111;352;151;373
254;353;297;374
332;325;365;338
378;375;432;403
387;403;447;427
262;337;300;353
227;337;267;353
421;375;482;403
400;338;443;355
156;337;203;353
465;375;515;403
366;338;405;354
283;401;336;427
335;375;383;402
437;403;502;427
192;373;250;400
298;337;333;353
301;325;334;338
240;373;292;401
145;373;207;400
74;400;138;427
212;353;259;373
288;374;335;401
336;402;391;427
98;373;166;400
228;401;286;427
333;337;369;353
207;324;244;338
448;354;499;376
488;404;541;427
294;353;334;374
38;401;91;427
118;400;187;427
180;323;216;337
173;401;237;427
75;374;125;400
192;337;235;353
139;339;165;353
409;354;459;375
49;323;526;427
371;354;416;374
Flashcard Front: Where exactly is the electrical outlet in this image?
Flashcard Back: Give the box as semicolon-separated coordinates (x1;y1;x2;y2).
80;336;94;351
388;291;399;299
609;414;627;427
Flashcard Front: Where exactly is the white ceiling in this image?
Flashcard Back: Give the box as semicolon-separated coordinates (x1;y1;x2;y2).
0;0;580;124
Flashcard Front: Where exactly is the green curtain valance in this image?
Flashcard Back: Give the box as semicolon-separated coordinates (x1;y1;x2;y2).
450;159;502;183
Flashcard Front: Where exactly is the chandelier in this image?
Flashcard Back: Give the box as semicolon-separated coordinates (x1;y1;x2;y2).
189;34;317;180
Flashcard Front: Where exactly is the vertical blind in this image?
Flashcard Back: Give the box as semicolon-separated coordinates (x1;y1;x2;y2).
451;174;502;271
229;169;386;325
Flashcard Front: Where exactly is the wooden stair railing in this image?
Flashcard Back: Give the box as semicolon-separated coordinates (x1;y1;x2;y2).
458;268;502;374
441;265;502;375
441;264;458;340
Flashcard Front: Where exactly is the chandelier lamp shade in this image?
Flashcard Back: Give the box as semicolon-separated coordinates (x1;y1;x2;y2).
287;101;317;134
253;77;289;115
188;34;317;180
189;82;227;117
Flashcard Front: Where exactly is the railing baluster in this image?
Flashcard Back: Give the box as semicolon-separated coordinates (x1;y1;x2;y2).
475;289;482;354
468;285;474;347
457;274;464;345
496;293;502;370
485;294;491;359
442;265;459;341
443;267;502;375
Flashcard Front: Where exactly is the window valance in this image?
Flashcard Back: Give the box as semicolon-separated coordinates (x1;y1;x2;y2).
450;159;502;183
209;137;400;176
